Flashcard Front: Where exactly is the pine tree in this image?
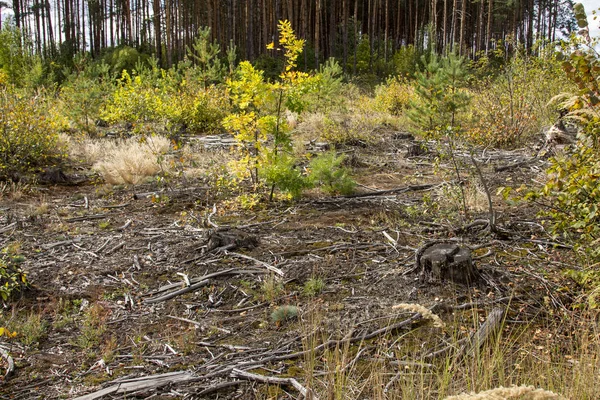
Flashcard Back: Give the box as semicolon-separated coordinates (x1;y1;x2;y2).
407;52;470;138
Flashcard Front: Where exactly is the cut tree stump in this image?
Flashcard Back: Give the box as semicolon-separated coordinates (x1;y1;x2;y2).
206;231;259;252
418;242;477;284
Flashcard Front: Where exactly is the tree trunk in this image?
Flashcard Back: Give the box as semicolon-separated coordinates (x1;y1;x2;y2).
486;0;493;53
459;0;466;55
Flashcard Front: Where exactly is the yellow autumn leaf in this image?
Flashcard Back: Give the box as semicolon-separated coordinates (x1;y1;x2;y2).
266;42;275;50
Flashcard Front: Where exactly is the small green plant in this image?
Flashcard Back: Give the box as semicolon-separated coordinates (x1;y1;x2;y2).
303;278;325;297
0;243;28;302
270;305;299;325
307;151;356;195
261;152;308;200
261;275;284;303
101;336;118;363
98;221;111;230
19;312;48;348
74;303;107;350
186;26;231;88
60;63;113;134
53;298;79;330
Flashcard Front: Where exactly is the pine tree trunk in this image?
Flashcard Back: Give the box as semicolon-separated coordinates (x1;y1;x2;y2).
486;0;493;53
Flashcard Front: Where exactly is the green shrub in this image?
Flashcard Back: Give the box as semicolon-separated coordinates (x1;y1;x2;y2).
102;64;228;135
0;24;35;87
261;152;308;200
19;313;48;348
0;89;66;176
101;70;160;124
60;64;114;134
319;114;374;146
0;243;28;302
392;44;421;77
308;151;355;195
101;46;150;77
303;278;325;297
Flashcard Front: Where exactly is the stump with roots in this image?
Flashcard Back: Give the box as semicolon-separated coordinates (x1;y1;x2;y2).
418;242;477;284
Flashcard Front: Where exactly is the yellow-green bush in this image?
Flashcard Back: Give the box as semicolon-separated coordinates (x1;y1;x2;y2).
102;68;228;135
465;52;574;147
0;89;66;176
101;70;161;124
374;77;414;116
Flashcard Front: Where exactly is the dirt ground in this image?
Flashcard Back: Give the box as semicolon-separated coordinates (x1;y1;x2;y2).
0;131;580;399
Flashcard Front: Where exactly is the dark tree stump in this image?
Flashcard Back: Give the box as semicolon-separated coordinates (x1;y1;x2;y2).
406;142;427;157
206;231;259;252
38;167;69;184
418;242;477;284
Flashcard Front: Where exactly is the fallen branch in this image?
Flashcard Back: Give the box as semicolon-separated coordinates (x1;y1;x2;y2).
71;371;196;400
64;214;108;223
115;219;132;231
231;368;318;399
225;251;284;276
142;268;266;304
343;184;438;198
0;222;17;235
424;307;506;360
41;237;82;250
493;157;539;172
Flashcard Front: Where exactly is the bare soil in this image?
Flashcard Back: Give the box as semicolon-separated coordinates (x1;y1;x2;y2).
0;131;579;399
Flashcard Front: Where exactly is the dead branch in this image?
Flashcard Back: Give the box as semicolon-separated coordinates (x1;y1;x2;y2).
231;368;318;399
64;214;108;223
194;380;243;396
115;219;132;231
493;157;539;172
225;251;284;276
423;307;506;361
469;151;496;233
0;222;17;235
142;268;266;304
458;307;506;358
71;371;196;400
40;237;82;250
104;241;125;255
342;183;438;198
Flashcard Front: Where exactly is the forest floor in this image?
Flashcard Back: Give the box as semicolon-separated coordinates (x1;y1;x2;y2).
0;128;594;399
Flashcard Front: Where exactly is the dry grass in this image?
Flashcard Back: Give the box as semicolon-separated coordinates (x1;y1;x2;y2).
0;180;32;200
291;307;600;400
443;386;563;399
76;136;172;185
178;144;234;180
435;180;489;215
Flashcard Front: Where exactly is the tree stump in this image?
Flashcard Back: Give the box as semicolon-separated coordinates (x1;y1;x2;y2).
206;231;259;252
406;142;427;157
418;242;477;284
